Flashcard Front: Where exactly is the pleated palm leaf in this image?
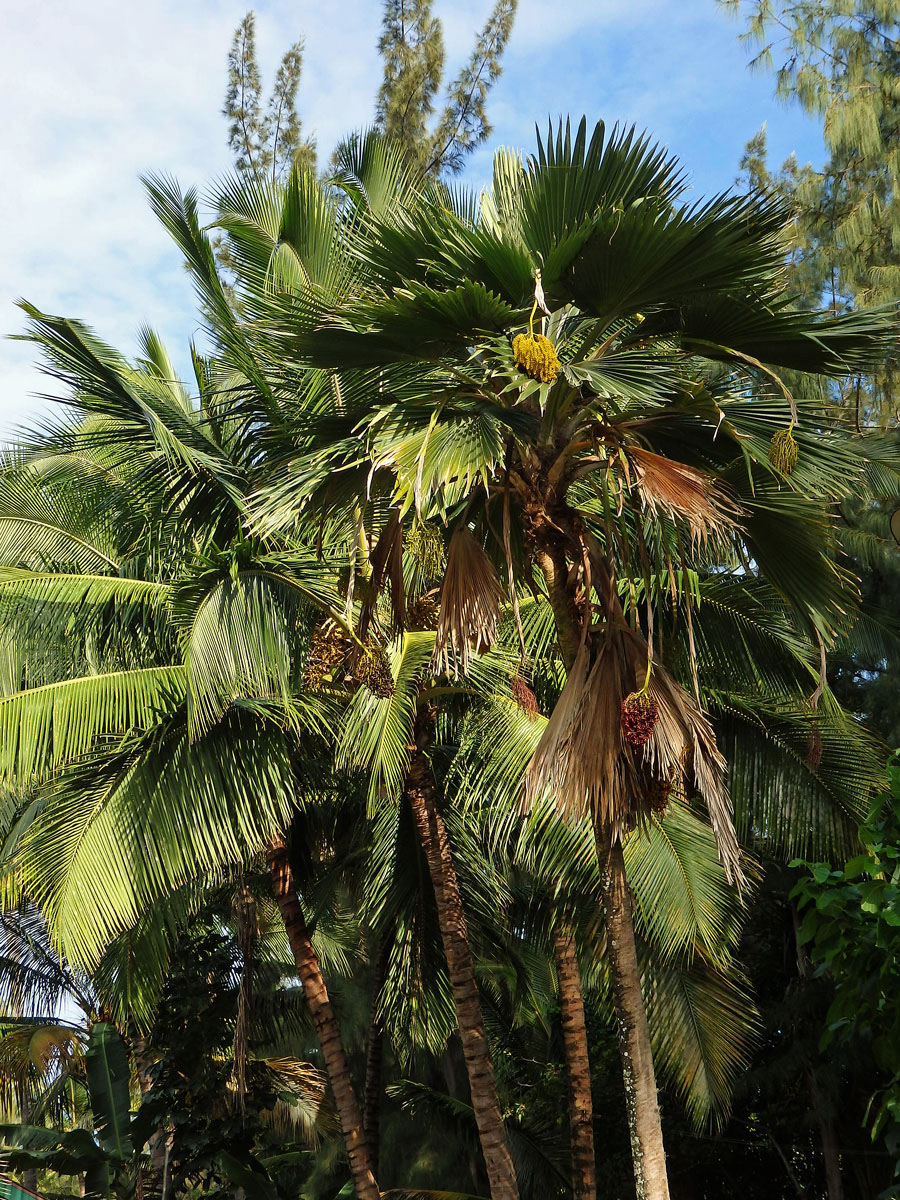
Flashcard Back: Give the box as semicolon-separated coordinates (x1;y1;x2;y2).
243;117;899;1199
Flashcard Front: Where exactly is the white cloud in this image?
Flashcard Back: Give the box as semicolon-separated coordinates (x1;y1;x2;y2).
0;0;823;440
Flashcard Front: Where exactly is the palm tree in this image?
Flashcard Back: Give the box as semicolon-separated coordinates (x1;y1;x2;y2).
248;117;897;1198
0;318;384;1198
3;121;895;1200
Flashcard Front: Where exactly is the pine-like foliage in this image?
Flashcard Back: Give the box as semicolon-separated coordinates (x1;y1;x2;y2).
725;0;900;418
377;0;518;175
725;1;900;746
223;12;317;183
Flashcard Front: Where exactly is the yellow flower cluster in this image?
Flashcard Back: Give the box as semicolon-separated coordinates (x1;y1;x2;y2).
512;332;560;384
769;426;799;475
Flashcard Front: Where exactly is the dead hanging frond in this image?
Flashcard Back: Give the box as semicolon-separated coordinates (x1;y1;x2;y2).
261;1057;334;1144
626;447;741;545
524;628;743;887
360;510;405;637
231;881;259;1115
523;641;637;831
432;525;503;676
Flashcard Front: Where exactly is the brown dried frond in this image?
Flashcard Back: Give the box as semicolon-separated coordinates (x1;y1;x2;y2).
524;641;638;830
432;525;503;676
643;669;743;886
626;447;740;544
524;628;743;886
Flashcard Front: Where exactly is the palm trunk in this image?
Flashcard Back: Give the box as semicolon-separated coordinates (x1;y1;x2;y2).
537;536;671;1200
363;938;390;1179
553;927;596;1200
601;839;669;1200
18;1093;38;1195
267;838;379;1200
791;901;844;1200
132;1034;171;1193
406;729;520;1200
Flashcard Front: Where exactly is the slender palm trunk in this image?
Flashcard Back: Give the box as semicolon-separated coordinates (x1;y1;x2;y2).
791;902;844;1200
553;927;597;1200
406;726;520;1200
20;1094;38;1195
601;839;669;1200
538;535;671;1200
267;838;379;1200
133;1034;171;1193
363;938;390;1179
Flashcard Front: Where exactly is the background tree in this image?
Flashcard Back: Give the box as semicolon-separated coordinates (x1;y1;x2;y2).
376;0;518;175
224;12;317;183
223;2;516;182
722;0;900;752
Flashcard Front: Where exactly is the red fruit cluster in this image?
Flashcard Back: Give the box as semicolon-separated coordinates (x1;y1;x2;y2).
621;691;659;748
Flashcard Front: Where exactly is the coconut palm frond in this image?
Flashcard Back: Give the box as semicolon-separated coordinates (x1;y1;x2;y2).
643;951;759;1131
0;666;187;783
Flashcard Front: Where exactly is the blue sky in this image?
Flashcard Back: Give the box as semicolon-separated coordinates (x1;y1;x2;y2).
0;0;823;440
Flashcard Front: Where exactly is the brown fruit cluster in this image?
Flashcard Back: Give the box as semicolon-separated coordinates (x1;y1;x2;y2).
621;691;659;748
511;674;539;717
306;623;394;698
512;332;560;384
406;594;441;631
305;622;348;689
649;778;671;815
356;644;395;698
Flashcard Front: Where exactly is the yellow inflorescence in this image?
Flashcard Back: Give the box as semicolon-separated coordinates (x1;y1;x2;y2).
512;332;560;384
769;426;799;475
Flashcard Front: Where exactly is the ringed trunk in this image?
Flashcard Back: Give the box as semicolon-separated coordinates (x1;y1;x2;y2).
267;838;379;1200
363;938;390;1178
792;902;844;1200
406;736;520;1200
601;838;669;1200
553;927;597;1200
536;531;671;1200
